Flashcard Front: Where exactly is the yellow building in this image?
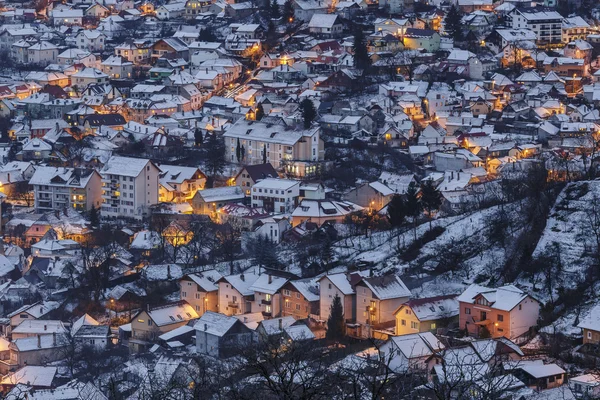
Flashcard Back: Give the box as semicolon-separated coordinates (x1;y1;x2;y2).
394;295;459;336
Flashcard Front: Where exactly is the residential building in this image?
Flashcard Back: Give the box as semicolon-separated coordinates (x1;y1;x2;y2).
379;332;445;373
217;270;260;316
308;14;343;38
100;156;161;219
233;163;279;196
578;303;600;344
291;199;363;226
29;167;102;212
158;165;205;203
319;272;366;323
100;55;134;79
194;311;254;358
129;301;199;352
223;118;324;176
280;278;320;320
250;178;300;214
190;186;245;215
26;41;58;66
179;270;222;315
394;295;459;336
510;7;563;46
75;30;106;52
458;284;540;339
403;29;441;52
354;275;411;338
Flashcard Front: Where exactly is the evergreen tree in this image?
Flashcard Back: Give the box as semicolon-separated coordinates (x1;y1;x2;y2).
445;5;463;42
300;98;317;129
252;235;281;269
404;181;421;240
255;103;265;120
236;138;241;162
89;206;99;227
326;294;345;341
204;133;226;177
199;28;217;42
263;144;267;164
387;195;406;229
271;0;280;19
420;180;441;230
282;0;294;22
353;28;371;70
241;145;246;161
194;128;203;146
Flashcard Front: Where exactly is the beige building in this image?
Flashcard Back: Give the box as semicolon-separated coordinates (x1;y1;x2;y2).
179;270;221;316
394;295;459;336
129;301;198;352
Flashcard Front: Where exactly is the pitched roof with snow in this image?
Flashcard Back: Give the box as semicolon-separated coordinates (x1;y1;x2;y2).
193;311;238;337
357;275;411;300
457;284;536;311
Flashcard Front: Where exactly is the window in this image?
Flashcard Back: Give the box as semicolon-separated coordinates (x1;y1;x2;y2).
431;323;436;330
588;331;592;339
518;304;522;310
182;291;187;297
465;308;471;315
401;319;406;326
283;289;291;296
497;314;504;322
411;321;418;329
405;309;411;315
328;283;332;289
285;301;291;308
148;320;152;326
296;304;301;310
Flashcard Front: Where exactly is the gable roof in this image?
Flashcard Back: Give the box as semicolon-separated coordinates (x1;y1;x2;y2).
193;311;239;337
356;275;411;300
457;284;535;311
238;163;278;182
146;301;199;326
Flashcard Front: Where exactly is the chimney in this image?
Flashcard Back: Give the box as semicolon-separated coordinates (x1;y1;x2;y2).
44;324;47;331
37;335;41;348
268;275;272;284
240;273;244;281
52;332;56;346
204;323;207;331
458;172;460;180
278;319;282;331
451;171;454;180
243;316;248;323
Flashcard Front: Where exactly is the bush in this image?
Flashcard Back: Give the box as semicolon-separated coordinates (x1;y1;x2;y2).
401;226;445;262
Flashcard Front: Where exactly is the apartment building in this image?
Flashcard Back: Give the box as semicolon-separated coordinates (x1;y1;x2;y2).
511;7;563;46
158;164;206;203
179;270;222;316
100;156;160;219
29;167;102;212
250;178;300;214
223;118;325;177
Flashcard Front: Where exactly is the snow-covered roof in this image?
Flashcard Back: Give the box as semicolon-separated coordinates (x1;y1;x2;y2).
252;178;300;191
578;303;600;332
399;295;459;322
389;332;445;359
259;316;296;336
130;230;161;250
457;284;535;311
218;270;260;296
284;324;315;341
0;366;57;387
357;275;411;300
194;311;238;337
321;273;355;295
101;156;152;177
249;273;289;295
186;270;222;292
196;186;244;203
519;363;565;378
12;320;66;335
292;199;363;219
289;278;319;302
146;301;198;327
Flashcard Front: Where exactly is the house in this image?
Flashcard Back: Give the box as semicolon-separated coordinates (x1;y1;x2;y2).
514;361;566;390
101;55;134;79
403;29;441;52
71;68;109;88
29;167;102;212
562;16;590;43
394;295;459;336
179;270;222;316
319;272;365;323
21;139;53;162
26;42;59;66
458;284;540;339
194;311;254;358
233;163;279;196
217;270;260;316
129;301;199;352
379;332;445;373
156;1;186;20
279;278;320;320
75;30;106;52
248;271;298;318
343;172;416;210
158;165;205;203
251;178;300;214
308;14;343;38
570;374;600;398
354;275;411;338
577;303;600;344
191;186;245;215
151;38;190;63
11;320;67;340
256;316;296;340
184;0;212;19
100;156;161;219
52;9;83;25
291;199;363;226
8;334;67;369
83;114;126;134
71;314;110;349
0;366;58;390
6;302;60;337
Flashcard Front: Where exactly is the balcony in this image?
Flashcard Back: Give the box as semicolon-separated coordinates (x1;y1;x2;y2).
261;299;271;306
228;302;239;308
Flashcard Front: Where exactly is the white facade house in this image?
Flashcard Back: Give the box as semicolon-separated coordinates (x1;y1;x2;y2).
217;271;260;316
52;9;83;25
76;30;106;52
29;167;103;212
379;332;445;373
71;68;109;87
27;41;59;66
100;55;133;79
510;8;563;45
251;178;300;214
319;273;361;322
100;156;160;219
308;14;343;38
71;314;110;350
